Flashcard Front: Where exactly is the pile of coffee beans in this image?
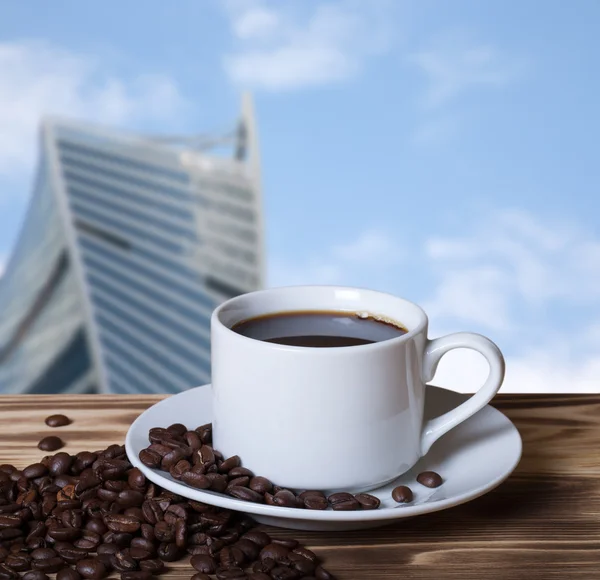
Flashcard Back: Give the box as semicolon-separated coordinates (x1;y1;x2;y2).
139;423;443;511
0;425;336;579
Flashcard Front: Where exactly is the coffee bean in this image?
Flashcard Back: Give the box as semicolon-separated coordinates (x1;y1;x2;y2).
48;454;73;477
247;573;271;580
76;559;107;579
57;570;82;580
22;572;49;580
191;574;212;580
5;554;30;571
227;476;250;488
110;551;137;572
391;485;413;503
220;545;245;569
0;514;22;528
228;467;253;478
23;572;51;580
239;531;270;550
205;473;228;493
104;514;141;533
48;527;81;541
85;519;108;536
215;568;247;579
45;414;71;428
22;464;48;480
191;554;217;574
272;490;296;508
138;559;164;574
120;572;151;580
194;424;212;444
259;544;289;563
354;493;380;510
218;456;240;473
56;546;89;564
117;491;144;508
248;477;272;494
270;566;302;580
315;566;336;579
138;450;161;469
417;471;443;488
181;472;210;490
303;495;328;510
38;437;64;452
227;487;263;503
155;542;178;562
30;548;57;561
32;557;64;573
327;493;360;511
169;460;191;480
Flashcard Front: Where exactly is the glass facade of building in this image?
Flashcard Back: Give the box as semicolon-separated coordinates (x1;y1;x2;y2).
0;95;264;394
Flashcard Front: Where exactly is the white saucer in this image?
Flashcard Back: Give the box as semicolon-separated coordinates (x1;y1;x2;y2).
126;384;522;531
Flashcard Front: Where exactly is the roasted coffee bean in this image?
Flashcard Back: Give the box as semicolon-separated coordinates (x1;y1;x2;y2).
218;456;240;473
227;486;263;503
247;573;271;580
391;485;413;503
120;572;151;580
416;471;443;488
191;574;211;580
30;548;57;561
272;538;298;549
138;559;164;574
117;491;144;508
215;568;247;579
197;446;215;466
156;542;179;562
194;424;212;444
327;492;359;511
22;465;48;480
272;490;296;508
0;515;22;528
292;547;319;565
248;477;272;494
74;531;101;550
38;437;64;452
153;521;175;543
113;533;133;548
48;454;73;477
220;545;245;569
169;460;191;480
126;547;151;561
141;500;163;525
110;551;137;572
0;563;18;579
181;472;210;490
48;527;81;541
315;566;335;579
205;473;228;493
228;467;253;478
23;572;50;580
45;414;71;428
287;552;315;574
354;493;380;510
303;495;327;510
183;432;202;451
4;554;30;571
234;539;260;561
270;566;302;580
76;559;107;579
227;476;250;488
160;449;185;471
104;514;141;533
126;469;145;490
56;569;81;580
259;544;289;563
166;423;187;437
130;537;155;554
140;524;155;542
56;546;89;564
138;450;160;469
191;554;217;574
62;509;84;529
241;530;271;549
31;557;64;573
85;518;107;536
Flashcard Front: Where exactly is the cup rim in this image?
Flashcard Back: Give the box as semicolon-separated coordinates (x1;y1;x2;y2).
211;284;429;352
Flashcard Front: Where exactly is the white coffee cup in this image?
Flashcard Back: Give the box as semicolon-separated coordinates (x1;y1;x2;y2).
211;285;505;493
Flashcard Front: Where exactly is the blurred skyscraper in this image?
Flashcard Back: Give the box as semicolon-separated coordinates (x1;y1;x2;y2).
0;94;265;394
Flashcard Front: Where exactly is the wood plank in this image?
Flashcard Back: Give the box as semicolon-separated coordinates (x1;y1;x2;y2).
1;394;599;579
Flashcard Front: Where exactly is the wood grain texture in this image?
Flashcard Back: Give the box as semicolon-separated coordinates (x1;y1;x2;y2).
1;393;599;579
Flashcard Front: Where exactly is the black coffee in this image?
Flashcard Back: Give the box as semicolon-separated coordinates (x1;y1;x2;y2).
231;310;408;347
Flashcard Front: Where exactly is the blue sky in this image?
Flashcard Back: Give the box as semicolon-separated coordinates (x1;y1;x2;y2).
1;0;599;393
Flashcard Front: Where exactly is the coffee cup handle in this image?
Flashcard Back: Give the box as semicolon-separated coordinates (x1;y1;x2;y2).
420;332;505;456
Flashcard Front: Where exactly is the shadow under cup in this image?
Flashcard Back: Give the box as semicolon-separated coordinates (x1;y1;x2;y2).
209;286;432;493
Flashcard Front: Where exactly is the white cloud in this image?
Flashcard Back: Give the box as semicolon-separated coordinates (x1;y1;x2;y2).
268;229;398;287
409;32;524;108
222;0;393;91
0;40;188;180
269;208;600;393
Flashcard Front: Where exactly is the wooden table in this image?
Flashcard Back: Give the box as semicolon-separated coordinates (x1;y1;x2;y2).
1;394;599;579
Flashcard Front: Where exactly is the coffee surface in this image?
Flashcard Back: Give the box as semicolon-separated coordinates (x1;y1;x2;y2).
231;310;407;347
